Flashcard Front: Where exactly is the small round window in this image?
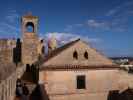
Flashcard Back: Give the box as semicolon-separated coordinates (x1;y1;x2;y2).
84;51;88;59
73;51;78;59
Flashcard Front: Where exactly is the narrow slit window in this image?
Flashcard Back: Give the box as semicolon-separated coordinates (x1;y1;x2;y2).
77;75;86;89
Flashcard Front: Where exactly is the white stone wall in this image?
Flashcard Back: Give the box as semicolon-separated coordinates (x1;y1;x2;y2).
39;69;119;100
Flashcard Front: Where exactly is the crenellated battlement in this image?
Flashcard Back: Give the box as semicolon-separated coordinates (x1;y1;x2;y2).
0;39;16;63
0;39;16;49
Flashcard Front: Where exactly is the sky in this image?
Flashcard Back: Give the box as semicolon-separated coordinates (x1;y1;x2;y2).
0;0;133;57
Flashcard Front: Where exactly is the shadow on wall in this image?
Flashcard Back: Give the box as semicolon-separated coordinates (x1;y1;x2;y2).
108;89;133;100
30;84;50;100
21;64;39;83
108;90;119;100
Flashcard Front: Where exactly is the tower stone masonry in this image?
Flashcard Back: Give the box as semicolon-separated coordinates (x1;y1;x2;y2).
48;35;57;55
22;15;39;65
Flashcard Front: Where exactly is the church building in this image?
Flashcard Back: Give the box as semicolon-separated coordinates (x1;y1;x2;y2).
39;38;120;100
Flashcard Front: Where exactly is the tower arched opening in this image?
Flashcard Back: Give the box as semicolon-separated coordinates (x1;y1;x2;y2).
25;22;34;33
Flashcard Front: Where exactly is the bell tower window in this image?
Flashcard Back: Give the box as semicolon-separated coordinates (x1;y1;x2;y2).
25;22;34;32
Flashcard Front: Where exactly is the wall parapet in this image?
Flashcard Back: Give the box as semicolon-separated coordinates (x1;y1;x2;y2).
0;65;26;100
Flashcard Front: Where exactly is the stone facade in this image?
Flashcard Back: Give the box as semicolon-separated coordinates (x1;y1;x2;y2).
39;69;119;100
0;39;16;63
21;15;40;65
39;39;119;100
38;39;133;100
43;39;113;67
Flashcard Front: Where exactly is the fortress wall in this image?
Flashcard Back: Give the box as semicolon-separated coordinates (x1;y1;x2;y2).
0;64;26;100
0;39;16;63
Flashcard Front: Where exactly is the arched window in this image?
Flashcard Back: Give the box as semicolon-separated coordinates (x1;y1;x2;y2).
84;51;88;59
40;39;43;43
25;22;34;32
73;51;78;59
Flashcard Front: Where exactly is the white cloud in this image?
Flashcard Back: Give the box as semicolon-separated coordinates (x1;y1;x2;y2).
87;19;110;30
0;9;20;38
87;18;128;32
64;18;128;33
5;10;19;23
63;2;133;34
87;19;114;32
106;6;121;16
106;1;133;17
41;32;102;46
1;23;19;32
64;24;83;32
73;1;133;33
75;24;83;27
64;25;73;31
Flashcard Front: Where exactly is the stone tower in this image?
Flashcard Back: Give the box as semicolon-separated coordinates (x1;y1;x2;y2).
22;14;39;65
37;38;45;57
48;35;57;54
